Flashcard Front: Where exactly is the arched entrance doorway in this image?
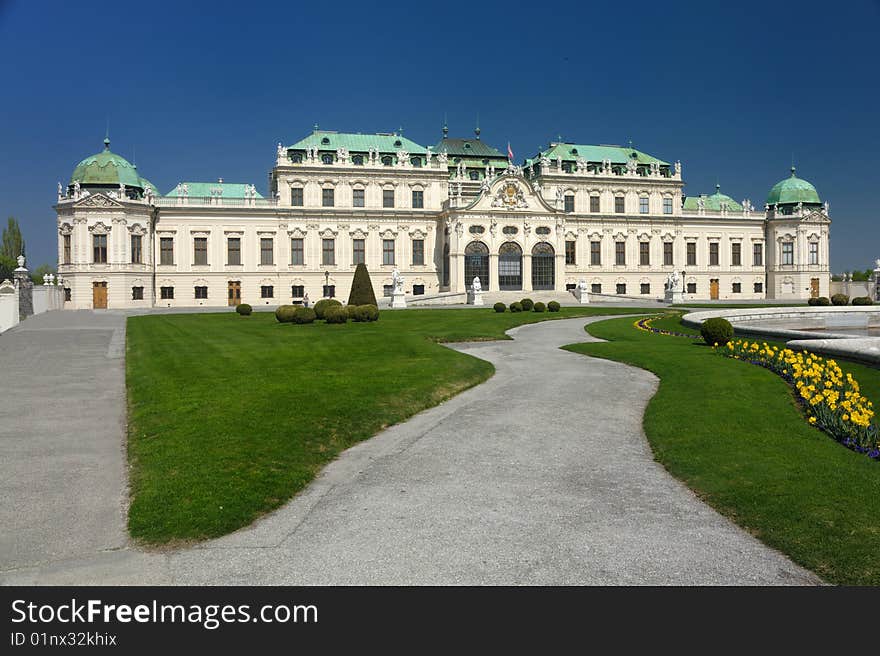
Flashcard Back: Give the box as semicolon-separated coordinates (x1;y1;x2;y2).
499;242;523;290
532;242;555;290
464;241;489;290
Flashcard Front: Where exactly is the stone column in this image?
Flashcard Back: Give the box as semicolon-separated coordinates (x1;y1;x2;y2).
13;255;33;321
489;253;499;292
522;253;532;292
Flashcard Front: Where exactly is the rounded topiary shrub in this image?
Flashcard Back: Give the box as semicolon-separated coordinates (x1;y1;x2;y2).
493;302;506;313
852;296;874;306
533;302;546;313
346;303;359;320
807;297;819;306
275;305;297;323
547;301;561;312
357;304;380;322
701;317;734;346
236;303;252;316
831;293;849;306
293;307;316;324
314;298;342;320
520;298;534;311
509;301;523;313
324;306;348;324
816;296;831;306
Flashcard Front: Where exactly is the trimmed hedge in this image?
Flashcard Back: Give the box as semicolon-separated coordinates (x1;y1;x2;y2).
355;304;380;322
345;304;359;320
533;302;546;313
314;298;342;319
235;303;252;316
831;293;849;306
547;301;561;312
275;305;297;323
521;298;534;311
509;301;523;313
293;307;316;324
348;263;377;306
324;306;348;324
701;317;734;346
493;302;506;313
852;296;874;306
815;296;831;306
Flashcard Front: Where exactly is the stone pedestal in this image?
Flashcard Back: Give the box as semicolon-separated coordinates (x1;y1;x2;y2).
13;258;33;321
391;290;407;309
575;286;590;304
467;289;484;306
665;290;684;304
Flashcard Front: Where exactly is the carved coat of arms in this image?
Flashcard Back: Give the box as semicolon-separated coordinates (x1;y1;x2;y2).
491;181;528;209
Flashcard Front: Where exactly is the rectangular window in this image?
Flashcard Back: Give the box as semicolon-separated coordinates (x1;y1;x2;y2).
639;241;650;266
663;197;673;215
322;238;335;265
687;282;697;294
131;286;144;300
383;284;393;297
782;242;794;265
291;187;303;206
195;286;208;299
753;243;763;266
62;234;72;264
565;240;576;265
322;188;334;207
709;242;719;266
64;288;71;302
383;239;395;265
130;235;141;264
383;189;394;208
590;196;600;213
754;282;763;293
663;242;673;266
323;284;335;298
686;242;696;266
412;190;424;209
352;188;365;207
227;237;241;265
413;284;425;295
261;285;273;299
159;237;173;265
809;242;819;265
160;286;174;300
732;282;742;294
616;283;626;294
352;239;365;265
193;237;207;265
591;283;602;294
564;195;575;212
291;238;304;265
640;283;650;295
590;241;601;266
614;196;625;213
639;196;649;214
93;234;108;264
731;242;741;266
291;285;304;298
260;237;274;265
412;239;424;266
615;241;626;266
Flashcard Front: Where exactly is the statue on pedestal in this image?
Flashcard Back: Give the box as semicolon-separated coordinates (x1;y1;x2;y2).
472;276;482;293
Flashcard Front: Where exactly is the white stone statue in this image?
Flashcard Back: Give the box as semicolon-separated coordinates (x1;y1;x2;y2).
669;270;680;292
472;276;482;293
57;182;63;201
875;258;880;270
16;255;25;269
277;142;284;157
578;278;588;292
392;267;404;293
555;186;564;205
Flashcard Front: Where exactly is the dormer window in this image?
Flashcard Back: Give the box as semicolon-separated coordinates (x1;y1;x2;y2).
352;154;364;165
562;162;573;173
464;142;471;149
571;148;578;156
410;156;422;168
321;137;330;145
321;153;333;165
469;170;479;181
381;155;393;166
394;140;402;147
291;153;303;163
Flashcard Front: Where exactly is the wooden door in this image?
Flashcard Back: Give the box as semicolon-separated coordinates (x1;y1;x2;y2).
710;279;719;300
811;278;820;298
93;282;107;309
228;281;241;306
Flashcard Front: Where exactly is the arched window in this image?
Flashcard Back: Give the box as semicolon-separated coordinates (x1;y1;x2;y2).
291;153;303;163
352;154;364;165
469;170;479;180
410;156;422;168
465;241;489;290
381;155;393;166
498;242;523;291
561;162;573;173
321;153;333;165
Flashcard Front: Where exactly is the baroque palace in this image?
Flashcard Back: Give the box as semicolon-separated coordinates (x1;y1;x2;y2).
55;126;831;309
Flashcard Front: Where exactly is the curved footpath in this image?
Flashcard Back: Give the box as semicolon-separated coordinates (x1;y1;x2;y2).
2;314;820;585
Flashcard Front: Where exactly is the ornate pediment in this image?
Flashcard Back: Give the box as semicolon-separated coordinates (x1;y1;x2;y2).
491;180;529;209
74;193;123;209
88;221;111;234
129;223;146;236
802;210;830;224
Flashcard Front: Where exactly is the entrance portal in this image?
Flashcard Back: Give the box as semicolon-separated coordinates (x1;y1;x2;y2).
92;282;107;309
228;281;241;306
499;242;523;290
464;241;489;290
710;278;719;300
810;278;819;298
531;242;555;290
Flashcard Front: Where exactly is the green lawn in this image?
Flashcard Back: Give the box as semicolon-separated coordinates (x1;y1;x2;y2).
126;306;644;544
565;315;880;585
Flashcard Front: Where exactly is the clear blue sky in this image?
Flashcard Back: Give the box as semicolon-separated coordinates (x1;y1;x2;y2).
1;0;877;272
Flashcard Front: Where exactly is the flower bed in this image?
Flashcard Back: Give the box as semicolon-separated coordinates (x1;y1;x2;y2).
717;340;878;460
633;315;695;338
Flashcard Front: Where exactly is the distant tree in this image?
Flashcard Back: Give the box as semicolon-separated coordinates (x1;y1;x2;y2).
850;269;873;282
0;254;15;281
30;263;56;284
347;263;378;306
0;217;25;260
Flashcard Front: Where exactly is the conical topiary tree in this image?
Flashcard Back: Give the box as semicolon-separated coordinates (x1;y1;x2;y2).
348;263;378;306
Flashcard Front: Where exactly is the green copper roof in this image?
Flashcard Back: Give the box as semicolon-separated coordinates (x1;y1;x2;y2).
70;138;143;187
434;137;506;158
164;181;263;198
138;177;159;196
287;130;427;154
683;185;743;212
766;167;820;205
537;142;669;166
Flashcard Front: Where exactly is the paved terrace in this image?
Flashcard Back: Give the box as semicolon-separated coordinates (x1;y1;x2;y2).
1;311;820;585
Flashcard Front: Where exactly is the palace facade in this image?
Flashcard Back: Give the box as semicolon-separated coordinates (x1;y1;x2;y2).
55;127;832;309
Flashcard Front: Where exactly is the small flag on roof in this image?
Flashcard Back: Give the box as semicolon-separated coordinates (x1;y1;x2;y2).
507;142;514;162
